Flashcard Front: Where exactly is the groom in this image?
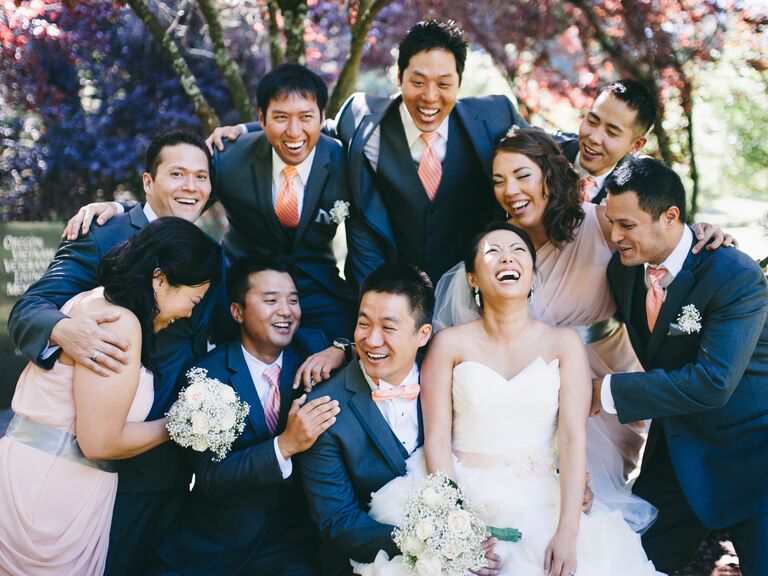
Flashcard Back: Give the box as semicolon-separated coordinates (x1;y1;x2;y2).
298;264;502;575
594;157;768;575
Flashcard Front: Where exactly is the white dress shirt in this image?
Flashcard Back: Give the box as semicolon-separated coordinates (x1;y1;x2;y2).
241;347;293;478
360;361;420;455
363;101;450;173
574;152;611;202
271;148;316;219
601;225;693;413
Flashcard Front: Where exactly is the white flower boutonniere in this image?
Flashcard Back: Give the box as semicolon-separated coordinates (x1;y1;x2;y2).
329;200;350;225
676;304;702;334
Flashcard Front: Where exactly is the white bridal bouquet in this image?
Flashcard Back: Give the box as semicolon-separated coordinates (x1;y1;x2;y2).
166;367;250;462
392;472;520;576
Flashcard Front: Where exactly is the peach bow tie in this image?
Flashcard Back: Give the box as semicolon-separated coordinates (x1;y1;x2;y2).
371;383;420;402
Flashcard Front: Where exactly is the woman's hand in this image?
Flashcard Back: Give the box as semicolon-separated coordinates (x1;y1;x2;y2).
543;527;577;576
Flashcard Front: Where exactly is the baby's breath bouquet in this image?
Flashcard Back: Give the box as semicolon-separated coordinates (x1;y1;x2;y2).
392;472;488;576
166;367;250;462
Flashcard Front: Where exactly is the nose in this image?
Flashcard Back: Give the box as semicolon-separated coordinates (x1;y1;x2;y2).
423;83;438;102
182;173;195;190
286;117;301;137
610;224;623;245
276;299;292;317
366;326;384;347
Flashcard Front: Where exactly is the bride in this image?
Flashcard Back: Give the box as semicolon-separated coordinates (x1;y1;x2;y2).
355;223;659;576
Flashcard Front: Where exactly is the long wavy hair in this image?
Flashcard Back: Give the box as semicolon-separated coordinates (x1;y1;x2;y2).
494;128;584;248
97;217;221;368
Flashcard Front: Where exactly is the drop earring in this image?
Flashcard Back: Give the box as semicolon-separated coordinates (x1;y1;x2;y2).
528;280;536;303
474;287;482;308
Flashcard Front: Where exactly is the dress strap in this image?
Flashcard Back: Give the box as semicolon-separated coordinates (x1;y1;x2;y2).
5;414;116;473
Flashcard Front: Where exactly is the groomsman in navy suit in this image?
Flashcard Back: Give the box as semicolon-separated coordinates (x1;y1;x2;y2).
298;264;503;575
8;130;230;576
154;257;341;576
558;79;657;205
593;157;768;575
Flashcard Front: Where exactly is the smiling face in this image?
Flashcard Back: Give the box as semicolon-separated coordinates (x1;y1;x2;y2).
231;270;301;363
493;151;548;233
152;273;209;332
259;92;324;166
605;190;680;267
354;291;432;386
143;143;210;222
578;93;647;177
398;48;460;134
467;229;534;305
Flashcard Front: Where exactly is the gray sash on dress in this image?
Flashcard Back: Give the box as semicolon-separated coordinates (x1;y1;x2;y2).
572;316;622;345
5;414;116;473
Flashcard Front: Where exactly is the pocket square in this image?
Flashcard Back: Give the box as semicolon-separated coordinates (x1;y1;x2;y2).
314;209;331;225
667;322;687;336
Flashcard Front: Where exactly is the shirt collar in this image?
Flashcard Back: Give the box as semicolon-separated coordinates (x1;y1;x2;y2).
646;225;692;281
360;361;420;394
271;147;316;186
143;203;159;223
399;101;450;149
241;346;283;371
573;152;612;191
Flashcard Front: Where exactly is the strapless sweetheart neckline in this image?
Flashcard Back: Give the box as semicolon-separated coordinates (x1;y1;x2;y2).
454;357;558;383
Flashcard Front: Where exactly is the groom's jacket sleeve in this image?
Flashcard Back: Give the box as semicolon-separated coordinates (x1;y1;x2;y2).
298;428;400;563
610;253;768;423
9;231;103;368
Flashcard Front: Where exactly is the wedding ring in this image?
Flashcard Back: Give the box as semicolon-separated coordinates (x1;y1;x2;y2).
91;350;101;362
569;572;576;576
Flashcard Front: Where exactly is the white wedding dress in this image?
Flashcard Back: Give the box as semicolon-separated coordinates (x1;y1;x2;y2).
353;358;661;576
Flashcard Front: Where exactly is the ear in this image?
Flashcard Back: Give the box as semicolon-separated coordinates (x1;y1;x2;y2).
417;323;433;347
230;302;244;325
663;205;680;226
152;270;166;293
320;110;326;124
466;272;477;289
258;109;265;126
629;135;647;155
142;172;153;197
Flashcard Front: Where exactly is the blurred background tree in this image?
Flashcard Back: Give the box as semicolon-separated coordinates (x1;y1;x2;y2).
1;0;765;222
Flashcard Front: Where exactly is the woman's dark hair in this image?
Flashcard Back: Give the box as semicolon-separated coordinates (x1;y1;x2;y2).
97;217;221;367
464;222;537;306
494;128;584;249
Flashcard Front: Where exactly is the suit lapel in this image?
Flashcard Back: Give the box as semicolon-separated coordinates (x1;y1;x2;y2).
345;363;407;477
227;343;270;440
250;135;289;246
128;204;150;230
646;241;698;361
454;100;493;176
293;139;329;249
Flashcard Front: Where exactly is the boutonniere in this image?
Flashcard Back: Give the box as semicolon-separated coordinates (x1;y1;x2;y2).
675;304;702;334
329;200;350;225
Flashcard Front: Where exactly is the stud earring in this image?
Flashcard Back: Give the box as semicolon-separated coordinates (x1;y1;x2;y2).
474;287;482;308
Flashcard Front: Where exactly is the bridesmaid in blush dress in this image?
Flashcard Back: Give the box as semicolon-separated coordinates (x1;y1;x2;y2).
0;218;220;576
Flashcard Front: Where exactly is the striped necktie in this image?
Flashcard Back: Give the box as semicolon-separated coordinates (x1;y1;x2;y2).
646;266;668;332
262;364;282;435
275;165;300;228
418;132;442;201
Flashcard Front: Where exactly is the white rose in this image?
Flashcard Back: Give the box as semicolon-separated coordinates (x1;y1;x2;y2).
401;534;425;555
415;519;435;541
446;510;473;538
191;436;209;452
415;554;441;576
184;383;206;408
219;408;237;430
219;385;237;404
190;411;210;434
441;543;459;560
420;487;443;509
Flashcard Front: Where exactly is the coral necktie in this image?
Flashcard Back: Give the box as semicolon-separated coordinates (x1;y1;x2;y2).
418;132;442;201
579;176;598;202
262;364;282;435
646;266;668;332
276;165;300;228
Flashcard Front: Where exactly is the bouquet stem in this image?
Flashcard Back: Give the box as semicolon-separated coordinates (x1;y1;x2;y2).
486;526;522;542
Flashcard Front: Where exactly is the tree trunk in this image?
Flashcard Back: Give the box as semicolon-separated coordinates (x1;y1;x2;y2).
328;0;392;117
266;0;283;67
197;0;255;122
126;0;220;132
277;0;307;63
681;84;700;222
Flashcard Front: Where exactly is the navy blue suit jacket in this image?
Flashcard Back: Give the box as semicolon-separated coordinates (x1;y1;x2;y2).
333;93;528;283
156;331;328;575
298;361;424;572
608;235;768;528
7;204;229;492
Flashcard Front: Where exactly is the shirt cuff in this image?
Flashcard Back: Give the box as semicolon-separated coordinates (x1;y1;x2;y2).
240;123;248;135
600;374;617;414
113;201;125;215
40;343;60;361
273;437;292;479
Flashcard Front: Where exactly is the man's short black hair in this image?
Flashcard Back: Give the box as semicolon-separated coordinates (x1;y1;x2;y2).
227;256;295;307
256;63;328;120
605;156;687;222
397;19;468;82
359;263;434;329
145;130;208;178
596;79;658;136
